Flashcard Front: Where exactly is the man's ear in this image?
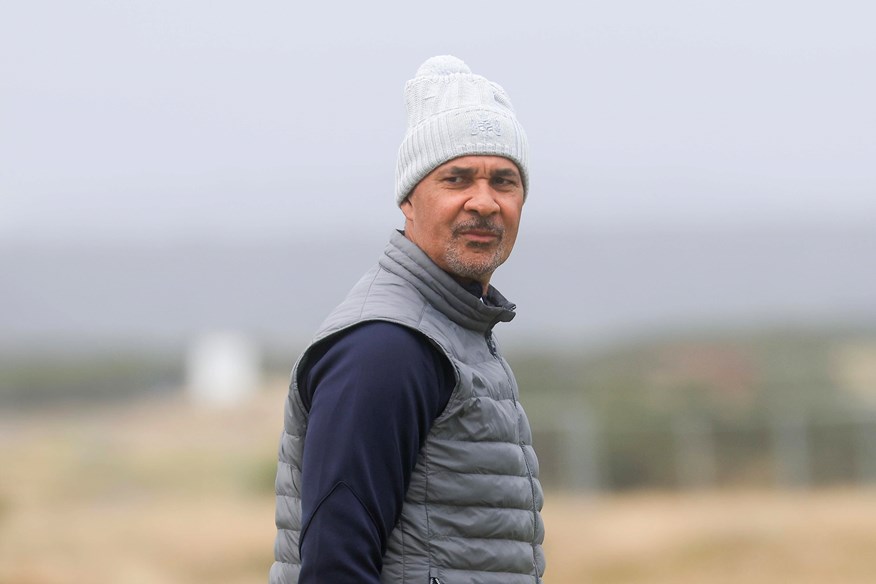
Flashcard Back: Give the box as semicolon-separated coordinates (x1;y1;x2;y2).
400;197;414;222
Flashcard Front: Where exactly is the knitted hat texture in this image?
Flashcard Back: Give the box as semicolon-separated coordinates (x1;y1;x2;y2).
395;55;529;205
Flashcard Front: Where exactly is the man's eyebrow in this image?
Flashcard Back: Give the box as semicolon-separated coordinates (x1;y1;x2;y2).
441;166;476;176
440;166;520;178
493;168;520;179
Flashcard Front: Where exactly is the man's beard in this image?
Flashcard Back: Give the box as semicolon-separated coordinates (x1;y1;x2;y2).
444;218;507;281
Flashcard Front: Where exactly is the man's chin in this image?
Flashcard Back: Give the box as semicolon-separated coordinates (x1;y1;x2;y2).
445;254;503;281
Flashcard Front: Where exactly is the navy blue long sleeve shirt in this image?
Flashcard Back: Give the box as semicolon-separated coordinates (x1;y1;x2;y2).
297;321;456;583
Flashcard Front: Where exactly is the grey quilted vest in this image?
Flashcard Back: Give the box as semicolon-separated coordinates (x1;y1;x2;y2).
270;231;545;584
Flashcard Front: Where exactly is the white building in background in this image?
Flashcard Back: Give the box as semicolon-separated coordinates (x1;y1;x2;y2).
186;332;261;407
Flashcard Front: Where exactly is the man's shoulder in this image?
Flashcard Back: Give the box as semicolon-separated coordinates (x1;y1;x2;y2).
334;320;431;356
304;320;440;376
299;320;453;409
317;262;428;336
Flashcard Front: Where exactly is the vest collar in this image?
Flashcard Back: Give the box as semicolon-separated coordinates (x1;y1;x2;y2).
379;231;516;333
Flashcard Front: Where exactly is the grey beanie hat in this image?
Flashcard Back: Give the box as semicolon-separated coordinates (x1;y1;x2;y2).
395;55;529;205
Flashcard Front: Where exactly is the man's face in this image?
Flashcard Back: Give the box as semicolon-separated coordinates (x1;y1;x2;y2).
400;155;525;287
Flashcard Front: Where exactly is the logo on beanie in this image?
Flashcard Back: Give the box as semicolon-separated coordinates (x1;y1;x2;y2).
470;117;502;137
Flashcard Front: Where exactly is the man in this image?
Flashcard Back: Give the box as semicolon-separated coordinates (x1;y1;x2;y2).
270;55;546;584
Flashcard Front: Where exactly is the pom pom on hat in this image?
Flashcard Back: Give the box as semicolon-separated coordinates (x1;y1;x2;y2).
415;55;472;77
395;55;529;205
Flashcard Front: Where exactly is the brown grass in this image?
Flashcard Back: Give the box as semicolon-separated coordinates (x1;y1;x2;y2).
544;489;876;583
3;384;876;583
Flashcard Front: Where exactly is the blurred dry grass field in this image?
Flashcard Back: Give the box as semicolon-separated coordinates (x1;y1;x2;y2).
3;385;876;584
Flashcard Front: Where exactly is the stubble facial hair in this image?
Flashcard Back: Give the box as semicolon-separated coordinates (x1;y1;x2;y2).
444;217;507;281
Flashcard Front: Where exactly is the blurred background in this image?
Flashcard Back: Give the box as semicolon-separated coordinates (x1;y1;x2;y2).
2;1;876;582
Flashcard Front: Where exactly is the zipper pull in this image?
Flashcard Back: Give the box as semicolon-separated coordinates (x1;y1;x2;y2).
429;579;441;584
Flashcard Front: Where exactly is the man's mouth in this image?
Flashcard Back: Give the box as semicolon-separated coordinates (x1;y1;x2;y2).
459;230;500;243
453;221;504;243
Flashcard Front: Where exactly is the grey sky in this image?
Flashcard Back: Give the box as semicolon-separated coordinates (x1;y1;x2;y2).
2;0;875;245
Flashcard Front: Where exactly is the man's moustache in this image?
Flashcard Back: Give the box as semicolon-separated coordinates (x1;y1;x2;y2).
452;220;504;238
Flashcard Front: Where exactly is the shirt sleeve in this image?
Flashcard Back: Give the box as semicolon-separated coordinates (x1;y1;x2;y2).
296;321;455;583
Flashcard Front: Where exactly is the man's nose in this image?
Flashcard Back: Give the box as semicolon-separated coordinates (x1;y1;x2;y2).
463;181;501;215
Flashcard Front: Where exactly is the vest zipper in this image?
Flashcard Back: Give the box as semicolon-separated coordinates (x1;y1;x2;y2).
486;331;498;356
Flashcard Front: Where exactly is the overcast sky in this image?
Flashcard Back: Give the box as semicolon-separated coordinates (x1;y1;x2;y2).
2;0;875;246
